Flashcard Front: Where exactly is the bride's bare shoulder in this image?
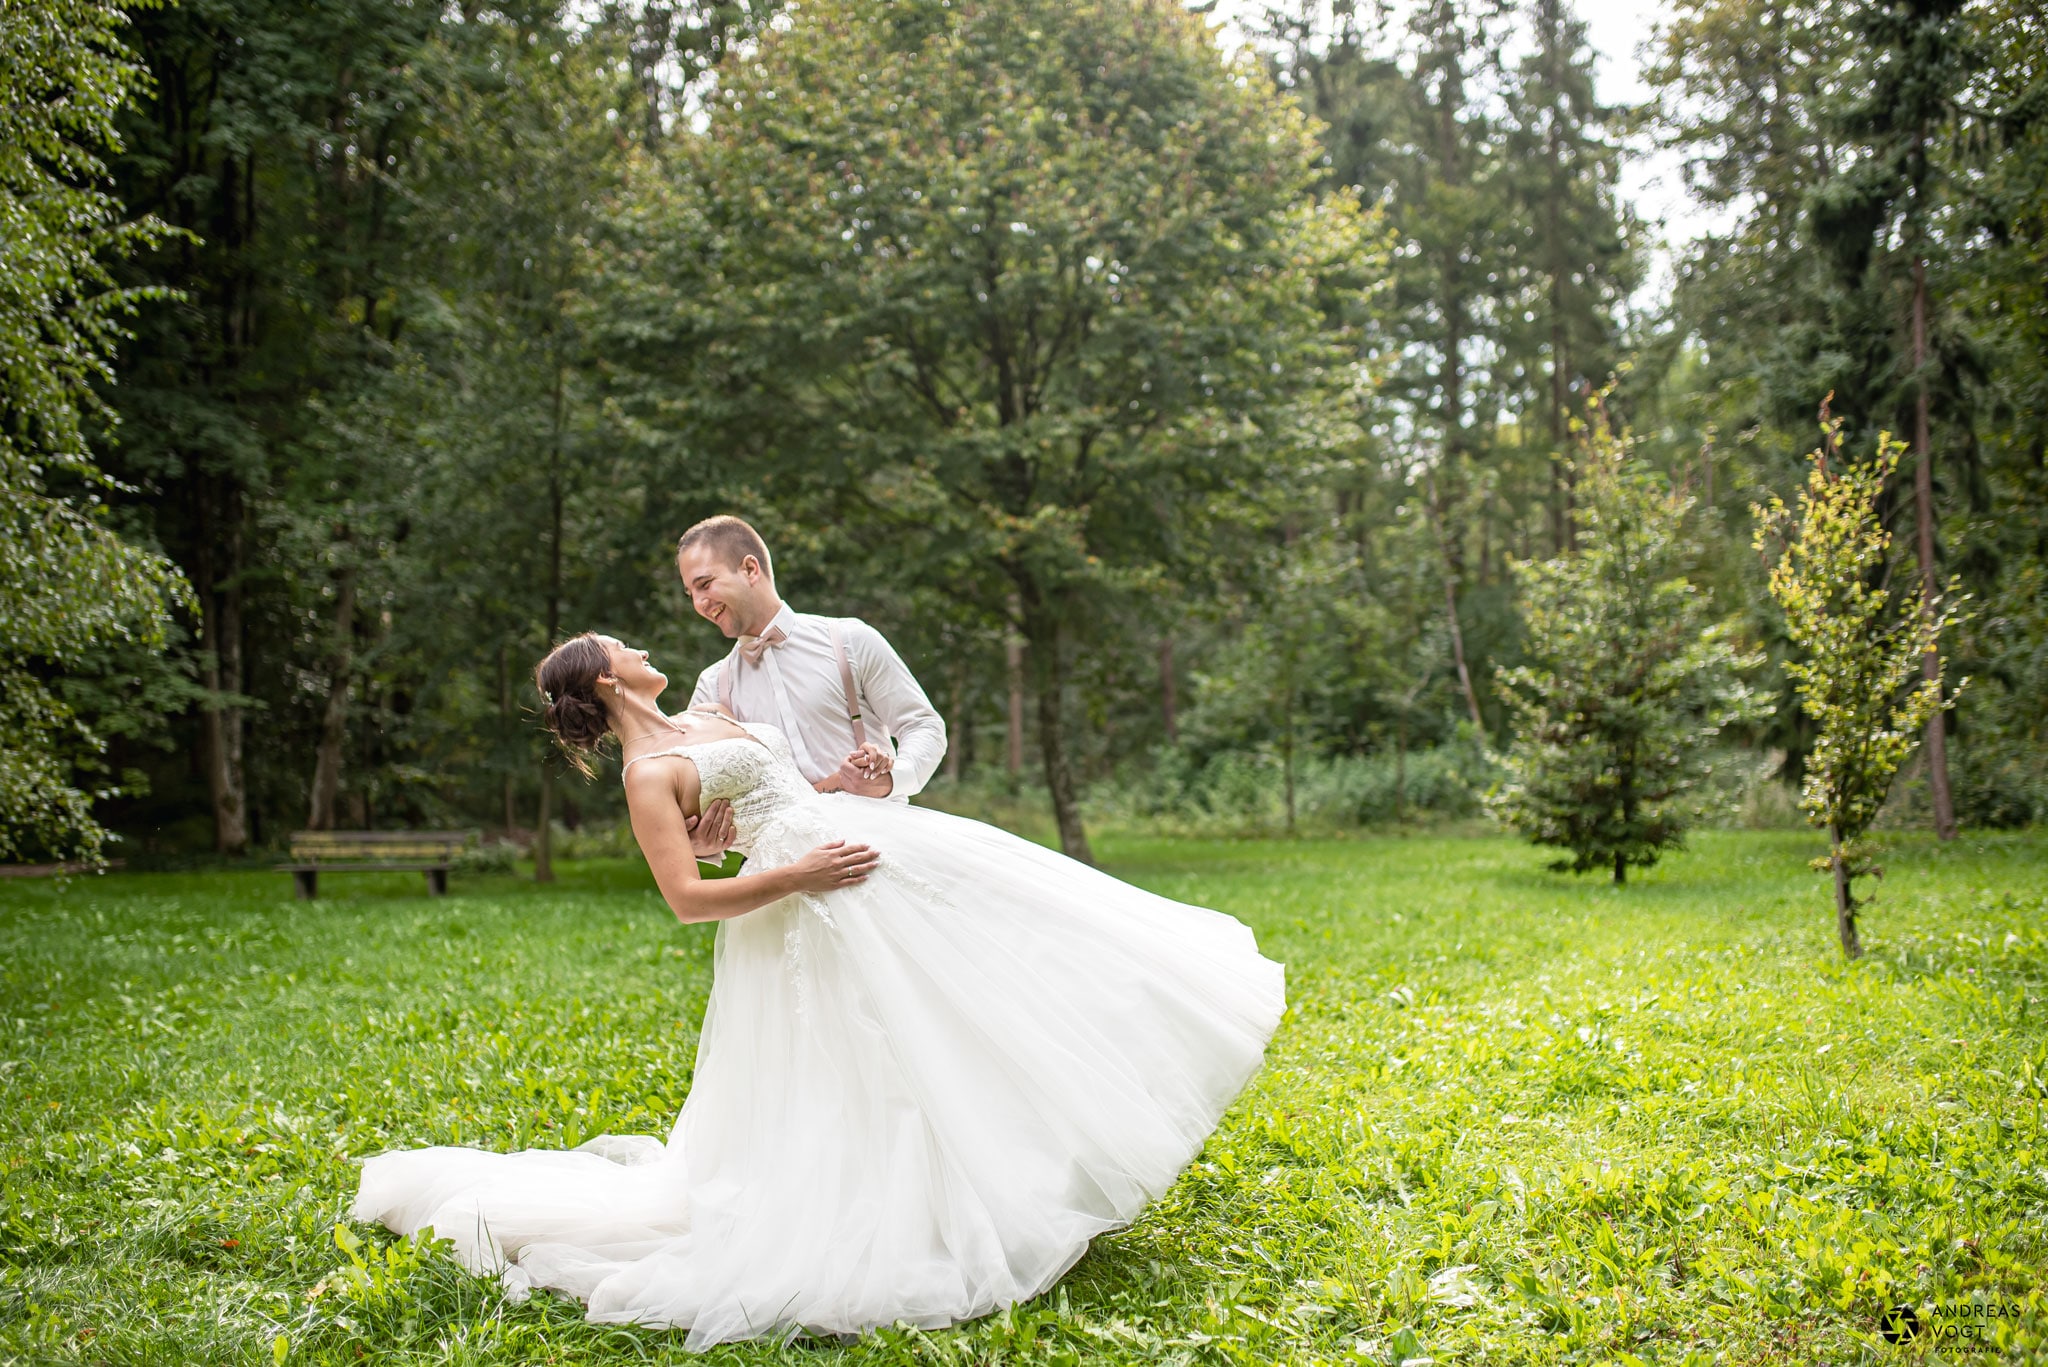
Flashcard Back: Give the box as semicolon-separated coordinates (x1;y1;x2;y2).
622;750;703;813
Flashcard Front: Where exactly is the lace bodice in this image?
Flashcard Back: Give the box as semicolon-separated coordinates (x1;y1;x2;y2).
621;722;818;856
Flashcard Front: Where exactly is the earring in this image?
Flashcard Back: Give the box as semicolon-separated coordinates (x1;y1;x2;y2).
612;681;622;696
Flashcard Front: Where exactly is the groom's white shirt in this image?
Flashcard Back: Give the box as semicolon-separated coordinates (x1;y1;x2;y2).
688;604;947;801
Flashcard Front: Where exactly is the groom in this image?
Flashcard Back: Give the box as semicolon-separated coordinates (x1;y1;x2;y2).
678;516;947;835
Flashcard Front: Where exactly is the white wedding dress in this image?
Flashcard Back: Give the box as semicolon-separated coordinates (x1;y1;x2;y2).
353;722;1285;1349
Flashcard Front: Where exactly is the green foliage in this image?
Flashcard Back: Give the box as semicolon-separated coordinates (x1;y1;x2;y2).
5;832;2046;1362
1248;0;1646;806
1755;412;1964;956
603;0;1383;860
1954;556;2048;827
1493;405;1767;882
1177;532;1394;833
0;0;192;863
1645;0;2045;813
1948;0;2048;829
16;0;2041;858
1096;738;1495;836
1498;0;1643;464
452;837;521;876
84;2;716;853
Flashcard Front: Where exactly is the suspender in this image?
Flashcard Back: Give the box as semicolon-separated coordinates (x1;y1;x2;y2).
717;620;868;749
829;621;870;748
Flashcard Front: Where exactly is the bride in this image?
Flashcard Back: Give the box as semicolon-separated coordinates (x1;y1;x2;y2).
353;631;1286;1349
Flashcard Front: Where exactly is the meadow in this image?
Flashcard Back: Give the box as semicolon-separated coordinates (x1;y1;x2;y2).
2;830;2043;1365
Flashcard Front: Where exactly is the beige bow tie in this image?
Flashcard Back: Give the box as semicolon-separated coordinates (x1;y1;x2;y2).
737;625;787;665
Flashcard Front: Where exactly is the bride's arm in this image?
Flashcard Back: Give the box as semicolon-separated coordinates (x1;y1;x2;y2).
625;761;878;922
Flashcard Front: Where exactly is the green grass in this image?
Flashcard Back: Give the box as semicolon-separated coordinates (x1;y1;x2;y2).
3;830;2044;1365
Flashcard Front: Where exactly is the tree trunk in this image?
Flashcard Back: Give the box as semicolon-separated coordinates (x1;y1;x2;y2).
1561;361;1578;554
944;665;965;783
1441;569;1482;730
534;762;555;883
536;365;567;883
1548;319;1570;556
1394;711;1407;823
1911;255;1956;840
1005;599;1026;776
499;642;517;834
197;478;249;854
1426;470;1484;729
1159;635;1178;743
958;678;977;774
1281;679;1297;836
1615;774;1633;884
1543;35;1574;558
1434;38;1467;462
1019;586;1092;865
1830;825;1861;958
307;565;358;830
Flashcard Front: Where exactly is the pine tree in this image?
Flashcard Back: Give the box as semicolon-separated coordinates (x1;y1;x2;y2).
1809;0;1982;839
1650;0;1853;432
1259;0;1504;737
1501;0;1641;555
1493;401;1765;883
1398;0;1508;727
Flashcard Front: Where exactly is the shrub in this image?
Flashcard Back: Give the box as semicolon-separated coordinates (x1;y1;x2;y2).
1754;408;1964;958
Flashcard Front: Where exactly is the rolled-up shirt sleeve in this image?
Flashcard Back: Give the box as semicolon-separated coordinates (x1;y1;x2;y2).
847;620;948;800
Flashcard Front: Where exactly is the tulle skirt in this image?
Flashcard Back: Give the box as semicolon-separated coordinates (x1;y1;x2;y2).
353;797;1285;1349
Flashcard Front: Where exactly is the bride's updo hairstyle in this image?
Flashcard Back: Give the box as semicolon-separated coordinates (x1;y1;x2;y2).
535;633;614;777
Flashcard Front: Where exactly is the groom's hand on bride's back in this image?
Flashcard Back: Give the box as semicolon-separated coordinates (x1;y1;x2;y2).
686;799;736;857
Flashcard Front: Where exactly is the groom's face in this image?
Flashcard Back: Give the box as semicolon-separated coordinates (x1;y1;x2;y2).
678;546;772;639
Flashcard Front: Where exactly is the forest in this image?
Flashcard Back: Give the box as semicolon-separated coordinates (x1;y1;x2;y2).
8;5;2048;1361
7;0;2046;871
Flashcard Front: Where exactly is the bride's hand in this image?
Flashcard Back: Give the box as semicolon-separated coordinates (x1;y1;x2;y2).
829;743;893;797
787;840;880;893
686;799;735;858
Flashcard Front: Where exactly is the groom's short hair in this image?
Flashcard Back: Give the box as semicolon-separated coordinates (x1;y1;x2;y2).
677;515;774;580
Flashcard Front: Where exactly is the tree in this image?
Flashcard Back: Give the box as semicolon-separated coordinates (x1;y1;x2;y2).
606;0;1380;862
1645;0;2026;827
1180;532;1363;835
407;21;638;881
106;0;450;851
1493;400;1765;883
1754;404;1963;958
1649;0;1854;436
1502;0;1641;555
1810;0;1982;840
1945;0;2048;826
1;0;192;863
92;3;695;855
1252;0;1512;747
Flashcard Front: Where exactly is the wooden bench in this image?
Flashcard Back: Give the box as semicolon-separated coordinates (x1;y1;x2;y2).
281;830;477;900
